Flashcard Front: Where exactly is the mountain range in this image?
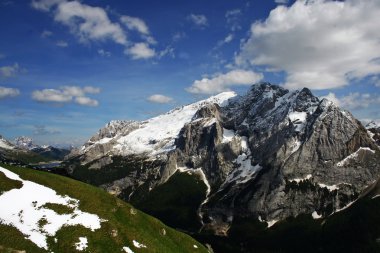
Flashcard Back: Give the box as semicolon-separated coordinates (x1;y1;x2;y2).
62;83;380;251
2;83;380;252
0;136;70;165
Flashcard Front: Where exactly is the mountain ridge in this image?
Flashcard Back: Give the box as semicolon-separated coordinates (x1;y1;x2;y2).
64;82;380;237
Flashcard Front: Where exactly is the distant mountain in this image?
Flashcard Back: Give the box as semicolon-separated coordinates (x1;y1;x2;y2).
365;121;380;146
0;163;207;253
13;136;70;161
14;136;38;150
65;83;380;251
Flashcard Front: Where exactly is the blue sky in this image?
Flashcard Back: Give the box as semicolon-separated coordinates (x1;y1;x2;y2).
0;0;379;147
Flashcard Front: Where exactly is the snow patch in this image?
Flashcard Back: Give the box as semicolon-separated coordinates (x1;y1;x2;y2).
222;137;262;186
267;220;278;228
372;194;380;199
193;245;198;249
75;237;88;251
133;240;147;248
222;128;235;143
0;166;102;250
122;246;135;253
312;211;322;219
289;174;312;183
336;147;376;167
0;138;14;150
288;111;307;132
318;183;338;191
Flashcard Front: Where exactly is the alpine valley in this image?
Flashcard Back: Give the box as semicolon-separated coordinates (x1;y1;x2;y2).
60;83;380;252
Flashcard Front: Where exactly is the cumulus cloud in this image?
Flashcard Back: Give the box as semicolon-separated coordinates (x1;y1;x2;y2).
186;69;263;94
147;94;173;104
322;92;380;110
236;0;380;90
31;85;100;106
56;40;68;47
0;63;20;78
125;42;155;59
187;14;208;28
54;1;127;45
120;15;149;35
0;86;20;99
75;96;99;106
32;0;161;60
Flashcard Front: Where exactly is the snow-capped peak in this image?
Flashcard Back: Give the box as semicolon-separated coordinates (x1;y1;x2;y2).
365;121;380;130
114;91;237;156
14;136;38;150
0;135;15;150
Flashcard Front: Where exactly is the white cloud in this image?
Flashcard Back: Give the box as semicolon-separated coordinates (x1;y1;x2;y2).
31;0;64;11
320;92;341;106
274;0;288;4
225;9;242;31
322;92;380;110
0;63;20;78
158;46;175;59
120;15;149;35
147;94;173;104
31;85;100;106
54;1;127;45
0;86;20;99
75;96;99;106
125;43;155;59
186;69;263;94
32;0;159;60
41;30;53;38
56;40;68;47
187;14;208;28
32;89;72;103
97;49;111;57
236;0;380;90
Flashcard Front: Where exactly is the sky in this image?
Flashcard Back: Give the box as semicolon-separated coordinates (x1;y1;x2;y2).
0;0;379;147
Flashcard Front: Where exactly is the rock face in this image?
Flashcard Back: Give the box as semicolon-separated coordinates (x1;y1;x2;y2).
65;83;380;233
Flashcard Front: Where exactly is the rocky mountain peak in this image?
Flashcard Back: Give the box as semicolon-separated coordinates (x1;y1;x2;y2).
65;83;380;235
14;136;37;150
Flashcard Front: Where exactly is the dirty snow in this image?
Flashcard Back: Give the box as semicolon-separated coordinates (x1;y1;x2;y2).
222;137;262;186
75;237;88;251
114;92;236;156
312;211;322;219
289;174;312;183
267;220;278;228
123;246;135;253
336;147;376;167
0;166;103;250
133;240;147;248
318;183;338;191
222;128;235;143
288;111;307;132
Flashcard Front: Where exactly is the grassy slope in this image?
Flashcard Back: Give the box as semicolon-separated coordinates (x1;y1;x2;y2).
0;164;208;253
